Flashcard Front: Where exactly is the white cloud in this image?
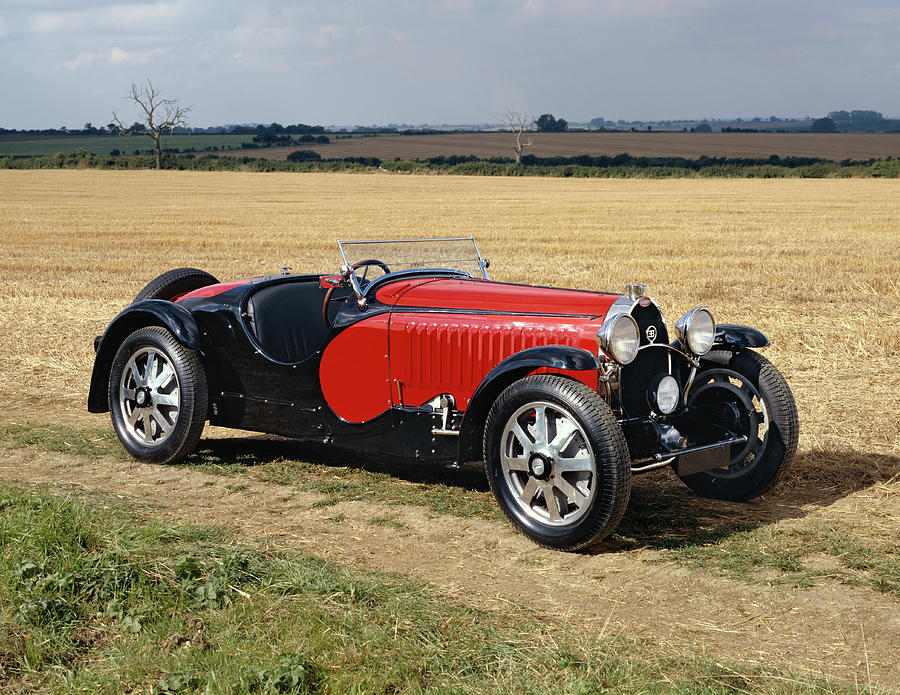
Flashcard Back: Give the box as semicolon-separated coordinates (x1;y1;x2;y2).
0;17;8;39
31;1;185;34
313;24;346;47
229;22;290;47
63;45;168;70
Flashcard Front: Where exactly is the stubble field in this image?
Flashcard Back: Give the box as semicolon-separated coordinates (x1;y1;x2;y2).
1;170;898;692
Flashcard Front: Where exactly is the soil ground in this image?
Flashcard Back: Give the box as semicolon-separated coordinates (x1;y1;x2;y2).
1;434;897;690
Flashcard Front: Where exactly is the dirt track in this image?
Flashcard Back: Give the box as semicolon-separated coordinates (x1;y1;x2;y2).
2;443;897;690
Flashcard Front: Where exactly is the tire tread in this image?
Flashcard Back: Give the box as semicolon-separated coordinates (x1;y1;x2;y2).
134;268;218;303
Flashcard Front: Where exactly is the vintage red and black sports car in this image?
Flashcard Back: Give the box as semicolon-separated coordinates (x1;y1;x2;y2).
89;237;798;550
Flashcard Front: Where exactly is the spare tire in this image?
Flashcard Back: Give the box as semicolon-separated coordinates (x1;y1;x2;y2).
133;268;219;303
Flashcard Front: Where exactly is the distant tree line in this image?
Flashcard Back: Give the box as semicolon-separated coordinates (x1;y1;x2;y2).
4;148;898;179
241;131;330;148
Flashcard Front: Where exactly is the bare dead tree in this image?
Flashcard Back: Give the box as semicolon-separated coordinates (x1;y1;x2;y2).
113;80;191;169
503;111;533;164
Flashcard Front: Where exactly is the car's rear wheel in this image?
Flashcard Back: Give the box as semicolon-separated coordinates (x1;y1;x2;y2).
108;326;207;464
134;268;219;303
483;375;631;551
678;347;798;501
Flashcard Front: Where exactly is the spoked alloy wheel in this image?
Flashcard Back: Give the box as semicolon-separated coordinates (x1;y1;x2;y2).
118;347;181;446
484;375;630;551
678;347;798;501
500;401;596;526
109;326;207;464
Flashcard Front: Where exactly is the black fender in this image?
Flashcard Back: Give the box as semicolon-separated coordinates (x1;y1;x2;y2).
456;345;601;464
714;323;770;348
87;300;204;413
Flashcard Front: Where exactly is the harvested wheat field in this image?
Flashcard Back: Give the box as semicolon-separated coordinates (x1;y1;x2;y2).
1;170;899;691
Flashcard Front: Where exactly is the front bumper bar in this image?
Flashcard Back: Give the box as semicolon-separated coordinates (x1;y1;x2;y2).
631;434;747;474
652;434;748;462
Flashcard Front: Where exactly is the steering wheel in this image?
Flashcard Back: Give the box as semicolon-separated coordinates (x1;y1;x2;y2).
352;258;391;281
322;258;392;327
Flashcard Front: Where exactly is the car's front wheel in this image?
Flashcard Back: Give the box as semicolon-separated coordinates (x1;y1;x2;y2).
678;346;798;500
483;375;631;551
108;326;207;464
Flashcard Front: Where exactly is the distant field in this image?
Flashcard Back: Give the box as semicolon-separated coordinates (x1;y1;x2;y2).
232;132;900;162
0;133;250;157
4;131;900;161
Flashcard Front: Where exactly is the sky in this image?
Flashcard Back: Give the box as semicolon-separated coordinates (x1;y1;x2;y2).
1;0;898;129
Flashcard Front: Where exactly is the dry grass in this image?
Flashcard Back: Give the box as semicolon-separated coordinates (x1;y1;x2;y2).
0;168;897;522
231;131;900;161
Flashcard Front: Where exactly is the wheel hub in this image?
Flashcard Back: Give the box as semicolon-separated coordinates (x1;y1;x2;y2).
528;453;553;479
135;387;151;407
718;401;741;428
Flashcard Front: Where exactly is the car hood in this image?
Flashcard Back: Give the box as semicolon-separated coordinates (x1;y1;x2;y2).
375;277;620;318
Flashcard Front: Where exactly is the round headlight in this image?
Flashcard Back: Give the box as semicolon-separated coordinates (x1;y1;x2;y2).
676;307;716;356
653;374;680;415
596;314;640;365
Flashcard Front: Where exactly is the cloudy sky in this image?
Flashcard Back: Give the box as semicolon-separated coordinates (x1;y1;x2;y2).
1;0;898;129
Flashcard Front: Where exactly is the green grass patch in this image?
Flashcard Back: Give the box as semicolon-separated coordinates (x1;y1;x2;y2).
0;421;499;519
665;523;900;598
0;481;859;694
0;422;124;459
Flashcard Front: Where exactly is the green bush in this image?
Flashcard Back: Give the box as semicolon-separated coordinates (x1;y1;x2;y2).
286;150;322;162
871;159;900;177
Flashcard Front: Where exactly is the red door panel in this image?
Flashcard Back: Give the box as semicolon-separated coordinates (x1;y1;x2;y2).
319;314;391;423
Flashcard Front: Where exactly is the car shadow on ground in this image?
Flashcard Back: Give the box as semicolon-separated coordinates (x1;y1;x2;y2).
185;435;898;552
186;434;493;491
604;448;900;552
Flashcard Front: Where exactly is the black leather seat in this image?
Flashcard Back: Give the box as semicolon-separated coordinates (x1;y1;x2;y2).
246;281;330;363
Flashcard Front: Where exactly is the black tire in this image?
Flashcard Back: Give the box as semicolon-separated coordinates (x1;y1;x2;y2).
108;326;208;464
133;268;219;303
678;346;798;501
483;375;631;551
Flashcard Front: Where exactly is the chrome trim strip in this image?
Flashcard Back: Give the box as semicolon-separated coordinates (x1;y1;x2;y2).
631;457;676;473
220;391;294;407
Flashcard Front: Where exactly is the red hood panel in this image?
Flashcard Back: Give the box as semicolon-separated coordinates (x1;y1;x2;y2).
379;278;619;317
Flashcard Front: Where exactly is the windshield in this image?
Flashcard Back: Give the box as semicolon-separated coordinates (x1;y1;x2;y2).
338;237;489;280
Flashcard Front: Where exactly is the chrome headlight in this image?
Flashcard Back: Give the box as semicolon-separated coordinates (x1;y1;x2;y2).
596;314;640;365
675;307;716;356
651;374;680;415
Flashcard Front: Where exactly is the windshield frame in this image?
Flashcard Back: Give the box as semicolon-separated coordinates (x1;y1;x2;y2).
337;237;490;306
